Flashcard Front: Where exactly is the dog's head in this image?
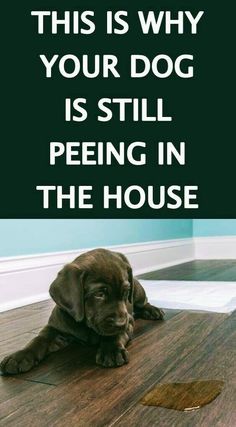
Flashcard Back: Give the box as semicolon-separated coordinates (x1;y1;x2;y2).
49;249;134;336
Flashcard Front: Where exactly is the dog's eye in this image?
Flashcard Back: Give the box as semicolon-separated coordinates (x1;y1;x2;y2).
94;290;106;299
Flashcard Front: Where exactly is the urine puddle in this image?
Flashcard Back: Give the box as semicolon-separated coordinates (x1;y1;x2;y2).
140;380;224;412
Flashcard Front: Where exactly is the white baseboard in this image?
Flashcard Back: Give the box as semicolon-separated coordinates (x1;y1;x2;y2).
0;238;194;313
194;236;236;259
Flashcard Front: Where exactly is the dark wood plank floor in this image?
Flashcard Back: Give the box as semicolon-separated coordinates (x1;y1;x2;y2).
0;261;235;426
139;260;236;281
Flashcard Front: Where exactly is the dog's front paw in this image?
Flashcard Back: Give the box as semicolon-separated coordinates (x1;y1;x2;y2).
96;346;129;368
136;303;165;320
0;350;37;375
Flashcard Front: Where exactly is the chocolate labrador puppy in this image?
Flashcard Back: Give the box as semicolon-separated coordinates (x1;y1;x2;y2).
0;248;164;374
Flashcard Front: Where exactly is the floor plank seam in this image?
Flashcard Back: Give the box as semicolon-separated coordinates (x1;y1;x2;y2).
21;378;56;387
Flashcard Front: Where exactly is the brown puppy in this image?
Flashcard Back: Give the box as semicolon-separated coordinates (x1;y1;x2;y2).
0;248;164;374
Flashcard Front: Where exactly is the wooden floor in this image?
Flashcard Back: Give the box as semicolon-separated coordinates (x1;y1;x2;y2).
0;261;236;426
139;260;236;281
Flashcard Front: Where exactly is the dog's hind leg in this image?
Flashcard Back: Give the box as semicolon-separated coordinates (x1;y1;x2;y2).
0;326;70;375
133;278;165;320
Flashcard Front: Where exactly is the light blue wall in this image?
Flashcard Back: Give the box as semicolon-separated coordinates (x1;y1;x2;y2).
193;220;236;237
0;219;192;257
2;219;236;257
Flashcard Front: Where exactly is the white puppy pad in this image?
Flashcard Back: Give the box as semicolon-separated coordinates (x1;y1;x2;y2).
139;280;236;313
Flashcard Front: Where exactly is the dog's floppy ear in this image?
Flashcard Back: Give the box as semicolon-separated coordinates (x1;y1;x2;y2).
49;263;84;322
127;266;134;303
115;251;134;303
